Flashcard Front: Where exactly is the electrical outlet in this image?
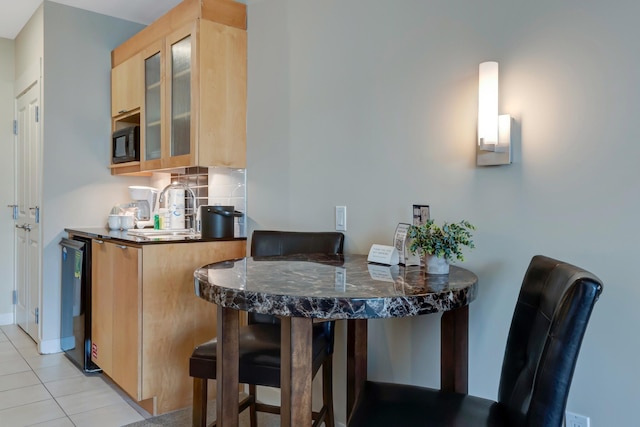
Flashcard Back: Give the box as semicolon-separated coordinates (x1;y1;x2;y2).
565;411;590;427
335;206;347;231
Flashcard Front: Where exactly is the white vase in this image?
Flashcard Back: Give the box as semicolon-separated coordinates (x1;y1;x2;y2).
426;254;449;275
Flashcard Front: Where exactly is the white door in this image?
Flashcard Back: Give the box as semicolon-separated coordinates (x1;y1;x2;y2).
15;81;41;341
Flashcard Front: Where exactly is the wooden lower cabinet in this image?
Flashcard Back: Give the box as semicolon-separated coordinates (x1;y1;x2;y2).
91;240;141;399
91;239;245;415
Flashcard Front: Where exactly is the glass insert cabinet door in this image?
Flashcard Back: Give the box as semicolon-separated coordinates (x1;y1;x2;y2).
144;51;162;162
140;29;194;170
170;35;192;158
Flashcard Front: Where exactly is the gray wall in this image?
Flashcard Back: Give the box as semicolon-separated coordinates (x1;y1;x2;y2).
0;38;15;324
14;5;43;79
38;2;145;348
246;0;636;425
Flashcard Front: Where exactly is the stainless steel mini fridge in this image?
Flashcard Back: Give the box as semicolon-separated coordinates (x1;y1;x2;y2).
59;237;101;373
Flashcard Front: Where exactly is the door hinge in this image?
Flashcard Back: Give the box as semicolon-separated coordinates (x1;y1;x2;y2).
12;290;17;305
13;120;17;135
35;307;39;324
35;106;39;123
7;204;18;220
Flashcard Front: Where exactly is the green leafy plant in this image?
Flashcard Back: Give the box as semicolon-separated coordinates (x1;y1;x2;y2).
408;219;476;263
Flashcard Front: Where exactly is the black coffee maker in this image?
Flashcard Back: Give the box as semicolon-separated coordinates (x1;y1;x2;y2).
200;205;243;238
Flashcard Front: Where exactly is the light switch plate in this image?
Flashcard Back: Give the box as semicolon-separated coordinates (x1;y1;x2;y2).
335;206;347;231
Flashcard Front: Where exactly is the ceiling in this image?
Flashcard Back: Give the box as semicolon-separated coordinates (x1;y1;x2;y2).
0;0;183;40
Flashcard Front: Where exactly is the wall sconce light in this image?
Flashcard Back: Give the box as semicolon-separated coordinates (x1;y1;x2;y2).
477;61;512;166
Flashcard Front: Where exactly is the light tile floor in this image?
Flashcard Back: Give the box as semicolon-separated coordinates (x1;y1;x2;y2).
0;324;148;427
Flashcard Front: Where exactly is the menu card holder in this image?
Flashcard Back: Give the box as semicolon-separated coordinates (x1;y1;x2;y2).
394;223;420;266
367;244;399;265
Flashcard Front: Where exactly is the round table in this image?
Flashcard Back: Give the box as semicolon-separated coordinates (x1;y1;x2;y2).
195;254;478;427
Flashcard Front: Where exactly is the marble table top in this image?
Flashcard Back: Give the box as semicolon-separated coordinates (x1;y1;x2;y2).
194;254;478;319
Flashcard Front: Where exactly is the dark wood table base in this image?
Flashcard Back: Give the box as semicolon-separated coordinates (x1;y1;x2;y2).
281;317;313;427
217;307;240;426
441;305;469;394
346;306;469;421
218;307;469;426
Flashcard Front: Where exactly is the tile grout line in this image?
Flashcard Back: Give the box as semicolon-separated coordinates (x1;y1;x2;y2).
1;326;78;426
1;325;149;426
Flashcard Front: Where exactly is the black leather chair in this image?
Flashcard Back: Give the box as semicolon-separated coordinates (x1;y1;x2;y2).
190;230;345;427
347;255;603;427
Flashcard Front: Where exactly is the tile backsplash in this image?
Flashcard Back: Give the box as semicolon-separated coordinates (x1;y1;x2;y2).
208;167;247;237
170;167;247;237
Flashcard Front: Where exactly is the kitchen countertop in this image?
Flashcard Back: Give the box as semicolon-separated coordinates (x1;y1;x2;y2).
65;227;246;245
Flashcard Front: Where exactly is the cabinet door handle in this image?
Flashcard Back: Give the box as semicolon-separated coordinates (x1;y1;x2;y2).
116;245;128;250
95;239;104;244
118;109;127;114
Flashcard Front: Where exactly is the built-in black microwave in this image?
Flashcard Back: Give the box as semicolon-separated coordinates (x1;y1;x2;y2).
112;126;140;163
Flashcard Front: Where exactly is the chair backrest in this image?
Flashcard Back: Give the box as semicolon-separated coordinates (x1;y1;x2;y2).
498;255;603;427
251;230;345;258
249;230;345;325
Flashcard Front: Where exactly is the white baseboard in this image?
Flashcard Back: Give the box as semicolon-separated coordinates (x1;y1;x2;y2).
38;338;62;354
0;312;14;325
0;324;61;355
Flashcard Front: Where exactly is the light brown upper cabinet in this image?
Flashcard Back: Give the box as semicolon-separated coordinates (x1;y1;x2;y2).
110;53;144;176
110;0;247;175
111;53;143;117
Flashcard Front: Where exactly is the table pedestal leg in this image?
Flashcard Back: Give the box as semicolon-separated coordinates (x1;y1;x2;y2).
346;319;367;422
441;305;469;394
216;306;239;427
281;317;313;427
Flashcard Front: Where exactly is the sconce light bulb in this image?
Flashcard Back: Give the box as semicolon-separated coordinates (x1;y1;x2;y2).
476;61;512;165
478;61;499;147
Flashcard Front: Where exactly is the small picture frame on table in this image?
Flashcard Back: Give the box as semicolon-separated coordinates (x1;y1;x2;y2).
413;204;430;226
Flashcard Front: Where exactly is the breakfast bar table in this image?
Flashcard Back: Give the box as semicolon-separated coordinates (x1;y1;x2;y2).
194;254;478;427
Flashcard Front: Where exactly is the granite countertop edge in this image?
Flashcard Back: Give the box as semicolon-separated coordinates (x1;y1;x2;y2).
65;227;247;245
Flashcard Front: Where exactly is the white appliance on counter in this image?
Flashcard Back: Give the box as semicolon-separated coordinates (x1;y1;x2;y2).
128;186;159;228
158;181;197;231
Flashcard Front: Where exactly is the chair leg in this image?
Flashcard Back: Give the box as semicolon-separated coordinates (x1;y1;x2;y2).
249;384;258;427
192;377;208;427
322;359;335;427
